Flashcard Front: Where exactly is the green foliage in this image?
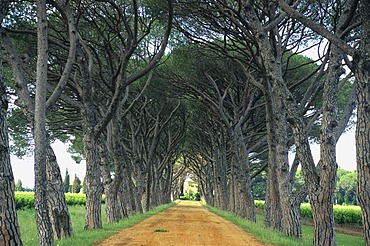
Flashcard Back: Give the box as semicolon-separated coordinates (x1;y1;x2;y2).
180;190;200;201
7;108;33;157
15;192;105;209
300;204;312;219
14;192;34;210
292;169;305;193
15;179;23;191
252;172;266;200
291;168;358;205
66;135;85;164
254;201;362;225
301;204;363;225
336;169;357;205
72;175;82;193
254;200;265;210
333;205;362;225
63;169;70;193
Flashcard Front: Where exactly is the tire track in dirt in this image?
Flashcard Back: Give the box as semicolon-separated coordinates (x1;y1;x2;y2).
94;200;268;246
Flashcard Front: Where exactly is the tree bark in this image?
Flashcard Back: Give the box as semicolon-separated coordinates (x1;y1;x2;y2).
264;84;282;231
104;115;127;223
0;62;23;246
231;124;256;222
34;0;53;244
0;2;23;243
355;3;370;244
83;131;103;229
45;144;73;239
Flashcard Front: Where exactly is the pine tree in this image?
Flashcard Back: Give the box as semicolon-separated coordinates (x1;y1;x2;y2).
63;169;70;193
72;175;81;193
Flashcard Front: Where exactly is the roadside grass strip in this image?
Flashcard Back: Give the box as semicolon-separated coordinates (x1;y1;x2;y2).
204;204;364;246
18;202;178;246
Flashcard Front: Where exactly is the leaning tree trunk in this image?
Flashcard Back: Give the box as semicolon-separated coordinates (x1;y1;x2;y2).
105;116;126;223
307;45;343;246
124;158;139;214
231;124;256;222
0;6;23;241
270;86;302;238
264;84;282;231
34;0;53;244
45;144;73;239
78;41;103;229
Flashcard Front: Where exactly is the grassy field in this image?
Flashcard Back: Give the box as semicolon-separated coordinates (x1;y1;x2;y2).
205;205;364;246
17;203;177;246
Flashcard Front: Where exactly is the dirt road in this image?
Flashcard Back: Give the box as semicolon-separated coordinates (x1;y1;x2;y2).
95;200;267;246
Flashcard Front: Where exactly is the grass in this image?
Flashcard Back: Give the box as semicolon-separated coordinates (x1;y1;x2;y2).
154;228;170;232
17;202;177;246
204;205;364;246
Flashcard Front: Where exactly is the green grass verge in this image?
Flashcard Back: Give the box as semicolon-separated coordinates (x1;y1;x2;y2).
204;205;364;246
18;202;177;246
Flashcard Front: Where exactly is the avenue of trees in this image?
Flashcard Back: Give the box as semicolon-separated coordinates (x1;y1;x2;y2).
0;1;369;246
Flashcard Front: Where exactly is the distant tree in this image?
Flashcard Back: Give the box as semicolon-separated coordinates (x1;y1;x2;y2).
252;172;266;201
337;170;357;205
15;179;23;191
292;170;305;193
63;169;70;193
82;178;86;194
72;175;81;194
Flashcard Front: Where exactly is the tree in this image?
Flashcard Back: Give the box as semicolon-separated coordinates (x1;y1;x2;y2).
33;0;53;244
173;1;355;241
72;175;81;194
337;170;357;205
0;1;23;244
15;179;23;192
276;1;370;244
64;169;70;193
2;0;76;240
68;0;174;229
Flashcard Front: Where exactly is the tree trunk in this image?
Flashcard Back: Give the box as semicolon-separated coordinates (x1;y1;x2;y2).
34;0;53;244
83;131;103;229
46;144;73;239
355;64;370;246
355;2;370;245
228;124;256;221
105;116;126;223
0;5;23;241
123;167;137;214
2;12;74;240
272;87;302;238
264;85;282;230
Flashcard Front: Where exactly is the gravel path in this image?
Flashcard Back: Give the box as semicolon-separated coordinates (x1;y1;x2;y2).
94;200;268;246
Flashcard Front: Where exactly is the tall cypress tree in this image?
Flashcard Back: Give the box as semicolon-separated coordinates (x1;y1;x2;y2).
64;169;70;193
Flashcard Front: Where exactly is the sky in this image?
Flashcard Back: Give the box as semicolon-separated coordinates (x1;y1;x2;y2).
11;128;356;189
11;140;86;189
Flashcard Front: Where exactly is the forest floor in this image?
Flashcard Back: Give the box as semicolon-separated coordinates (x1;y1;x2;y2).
94;200;268;246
